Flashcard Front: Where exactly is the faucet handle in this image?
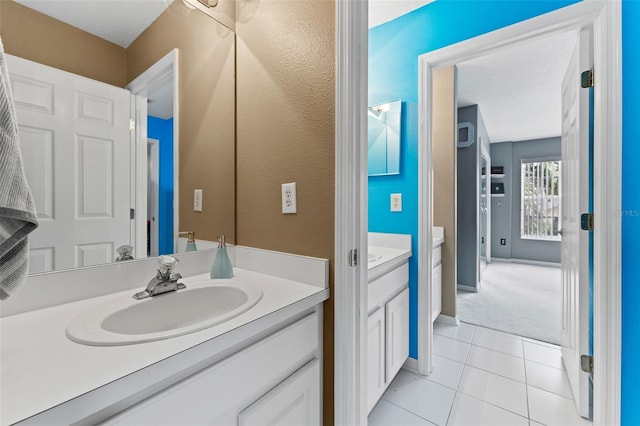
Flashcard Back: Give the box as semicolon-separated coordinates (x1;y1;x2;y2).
157;255;179;277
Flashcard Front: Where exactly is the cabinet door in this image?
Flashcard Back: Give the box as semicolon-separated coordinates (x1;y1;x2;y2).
238;359;320;426
385;288;409;383
432;263;442;322
367;307;386;414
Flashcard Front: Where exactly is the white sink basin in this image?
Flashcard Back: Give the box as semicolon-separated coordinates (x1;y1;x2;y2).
66;281;263;346
368;252;382;262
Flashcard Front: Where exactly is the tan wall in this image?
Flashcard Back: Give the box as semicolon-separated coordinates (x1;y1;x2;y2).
235;0;335;422
0;0;127;87
433;66;457;318
128;1;236;244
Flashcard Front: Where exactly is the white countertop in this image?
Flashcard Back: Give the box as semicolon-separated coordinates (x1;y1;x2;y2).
0;268;328;425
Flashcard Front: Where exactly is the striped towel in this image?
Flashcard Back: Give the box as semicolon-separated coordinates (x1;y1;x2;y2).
0;37;38;299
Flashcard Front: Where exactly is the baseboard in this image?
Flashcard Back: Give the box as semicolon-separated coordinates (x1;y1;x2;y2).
457;284;478;293
403;357;419;373
491;257;561;268
435;314;459;326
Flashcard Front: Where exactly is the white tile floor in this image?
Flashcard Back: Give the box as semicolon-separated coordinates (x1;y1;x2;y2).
368;322;592;426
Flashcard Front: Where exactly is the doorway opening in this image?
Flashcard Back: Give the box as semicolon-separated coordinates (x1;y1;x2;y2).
453;31;577;347
416;3;621;425
127;49;179;257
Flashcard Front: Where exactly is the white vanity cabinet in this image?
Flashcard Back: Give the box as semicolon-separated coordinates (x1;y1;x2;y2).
432;244;443;322
101;312;321;426
367;263;410;414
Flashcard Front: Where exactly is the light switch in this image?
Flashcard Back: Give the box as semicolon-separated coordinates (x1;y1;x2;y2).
390;193;402;212
194;189;203;212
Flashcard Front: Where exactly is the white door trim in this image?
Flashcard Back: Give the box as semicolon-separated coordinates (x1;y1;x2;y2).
417;2;621;424
147;138;160;257
127;49;179;256
334;0;368;424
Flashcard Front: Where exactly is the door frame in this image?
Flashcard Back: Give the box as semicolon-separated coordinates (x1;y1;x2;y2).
416;2;621;424
479;143;491;272
127;49;179;258
334;0;368;424
147;138;160;257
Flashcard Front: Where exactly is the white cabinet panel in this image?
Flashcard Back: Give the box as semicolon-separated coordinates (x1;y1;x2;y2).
432;263;442;322
385;288;409;382
102;313;319;426
367;307;386;413
432;245;442;267
238;359;320;426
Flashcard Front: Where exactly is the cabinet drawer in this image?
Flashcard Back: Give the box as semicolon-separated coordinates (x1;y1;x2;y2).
432;246;442;268
368;263;409;312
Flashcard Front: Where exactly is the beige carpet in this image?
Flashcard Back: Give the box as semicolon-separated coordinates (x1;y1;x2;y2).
457;262;562;344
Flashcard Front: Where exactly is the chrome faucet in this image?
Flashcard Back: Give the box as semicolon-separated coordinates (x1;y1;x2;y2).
133;255;186;300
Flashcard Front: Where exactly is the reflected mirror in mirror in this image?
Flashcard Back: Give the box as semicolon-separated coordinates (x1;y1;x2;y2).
0;0;236;274
368;99;401;176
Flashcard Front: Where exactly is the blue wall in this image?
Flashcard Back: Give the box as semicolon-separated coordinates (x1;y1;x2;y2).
370;0;640;420
148;116;174;256
621;0;640;422
368;0;580;360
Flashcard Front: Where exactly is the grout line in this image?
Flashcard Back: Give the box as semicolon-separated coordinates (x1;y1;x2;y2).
523;337;531;422
454;391;531;424
373;398;439;425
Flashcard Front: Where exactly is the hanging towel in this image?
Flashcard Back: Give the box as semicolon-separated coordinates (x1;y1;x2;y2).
0;38;38;299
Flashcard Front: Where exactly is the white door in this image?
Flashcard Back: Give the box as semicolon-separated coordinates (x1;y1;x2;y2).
560;29;592;419
7;55;132;272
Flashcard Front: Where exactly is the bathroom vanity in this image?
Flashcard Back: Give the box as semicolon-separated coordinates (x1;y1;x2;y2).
367;233;412;414
0;247;329;425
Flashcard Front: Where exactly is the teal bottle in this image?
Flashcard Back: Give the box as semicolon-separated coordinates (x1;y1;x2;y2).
210;235;233;279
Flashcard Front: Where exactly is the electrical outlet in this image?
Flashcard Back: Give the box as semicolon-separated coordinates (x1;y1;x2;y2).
500;238;506;246
281;182;297;214
194;189;203;212
390;193;402;212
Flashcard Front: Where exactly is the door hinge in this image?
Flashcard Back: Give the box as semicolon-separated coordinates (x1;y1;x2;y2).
348;249;358;267
129;119;136;131
580;213;594;231
581;69;594;88
581;354;594;374
130;208;135;220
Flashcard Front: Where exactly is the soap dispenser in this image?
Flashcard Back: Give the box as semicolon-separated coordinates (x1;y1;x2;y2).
179;231;198;252
210;235;233;279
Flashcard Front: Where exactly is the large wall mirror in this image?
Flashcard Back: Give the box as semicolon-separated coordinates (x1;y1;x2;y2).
0;0;236;274
368;99;401;176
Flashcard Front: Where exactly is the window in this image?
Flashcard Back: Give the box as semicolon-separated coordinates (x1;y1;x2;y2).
521;160;561;240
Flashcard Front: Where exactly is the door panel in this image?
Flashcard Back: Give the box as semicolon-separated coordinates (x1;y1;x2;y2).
7;55;132;272
560;29;592;419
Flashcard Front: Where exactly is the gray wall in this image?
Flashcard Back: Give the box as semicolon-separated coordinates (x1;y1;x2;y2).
457;105;490;288
490;137;561;263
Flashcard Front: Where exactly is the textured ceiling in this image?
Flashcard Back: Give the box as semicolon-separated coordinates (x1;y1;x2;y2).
13;0;174;48
457;31;578;143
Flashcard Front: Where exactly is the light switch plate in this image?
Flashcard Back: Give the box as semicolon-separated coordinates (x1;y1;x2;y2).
390;193;402;212
194;189;203;212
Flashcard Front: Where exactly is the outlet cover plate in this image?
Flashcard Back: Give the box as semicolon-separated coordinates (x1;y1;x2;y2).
282;182;297;214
